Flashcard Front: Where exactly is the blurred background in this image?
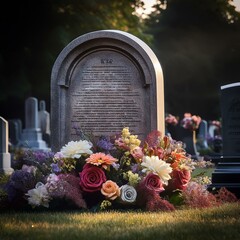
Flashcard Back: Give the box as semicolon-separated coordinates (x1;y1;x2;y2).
1;0;240;123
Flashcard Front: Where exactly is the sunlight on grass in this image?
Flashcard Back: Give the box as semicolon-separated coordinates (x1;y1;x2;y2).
1;203;240;240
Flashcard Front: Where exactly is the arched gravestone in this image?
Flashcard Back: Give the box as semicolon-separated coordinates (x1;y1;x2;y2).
51;30;164;152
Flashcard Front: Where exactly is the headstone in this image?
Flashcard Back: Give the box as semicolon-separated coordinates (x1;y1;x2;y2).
19;97;48;149
197;120;209;149
209;82;240;198
38;100;51;146
0;117;13;174
220;83;240;155
179;127;199;159
8;118;22;146
51;30;164;152
208;125;218;139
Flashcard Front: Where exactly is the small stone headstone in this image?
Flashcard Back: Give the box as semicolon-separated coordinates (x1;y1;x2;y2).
179;127;199;159
51;30;165;152
19;97;47;149
208;125;218;139
38;100;51;146
197;120;209;149
0;117;13;174
8;118;22;146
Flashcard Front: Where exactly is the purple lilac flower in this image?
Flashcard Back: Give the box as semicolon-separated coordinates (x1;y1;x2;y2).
131;164;141;174
23;150;54;165
33;151;54;164
51;163;61;173
97;136;114;152
5;170;36;201
49;174;87;209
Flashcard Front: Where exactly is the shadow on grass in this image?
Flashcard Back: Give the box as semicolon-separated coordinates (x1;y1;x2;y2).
1;203;240;240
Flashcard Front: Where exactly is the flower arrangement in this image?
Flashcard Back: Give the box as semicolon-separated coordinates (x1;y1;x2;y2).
165;114;179;126
1;127;237;212
206;119;223;153
181;113;202;131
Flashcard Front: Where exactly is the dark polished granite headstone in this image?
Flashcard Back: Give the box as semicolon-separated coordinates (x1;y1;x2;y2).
208;83;240;198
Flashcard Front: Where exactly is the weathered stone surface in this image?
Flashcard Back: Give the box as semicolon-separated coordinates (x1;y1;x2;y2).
51;30;164;152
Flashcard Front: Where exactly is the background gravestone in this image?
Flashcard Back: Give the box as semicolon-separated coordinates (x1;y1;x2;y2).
38;100;51;147
20;97;47;149
220;83;240;155
51;30;164;152
209;82;240;198
9;118;22;147
0;117;13;174
197;120;209;150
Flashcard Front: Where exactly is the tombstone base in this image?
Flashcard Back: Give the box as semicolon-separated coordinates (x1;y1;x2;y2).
20;128;48;149
0;153;14;175
208;156;240;198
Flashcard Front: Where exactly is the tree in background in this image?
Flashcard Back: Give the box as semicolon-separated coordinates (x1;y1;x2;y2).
0;0;149;119
145;0;240;119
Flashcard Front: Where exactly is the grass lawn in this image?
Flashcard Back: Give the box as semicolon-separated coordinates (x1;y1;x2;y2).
0;203;240;240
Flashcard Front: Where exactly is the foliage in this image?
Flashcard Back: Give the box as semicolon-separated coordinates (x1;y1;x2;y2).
0;0;150;119
145;0;240;119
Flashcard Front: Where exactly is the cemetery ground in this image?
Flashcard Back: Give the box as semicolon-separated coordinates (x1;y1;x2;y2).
0;203;240;240
1;167;239;240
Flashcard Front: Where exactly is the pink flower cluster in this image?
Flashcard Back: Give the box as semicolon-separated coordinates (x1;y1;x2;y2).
165;114;179;126
181;113;202;131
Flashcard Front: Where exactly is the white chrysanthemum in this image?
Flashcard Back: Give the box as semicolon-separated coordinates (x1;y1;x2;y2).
26;182;51;208
141;156;172;184
60;140;93;158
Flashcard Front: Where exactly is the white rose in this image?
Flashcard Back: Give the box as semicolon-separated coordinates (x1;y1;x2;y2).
120;185;137;203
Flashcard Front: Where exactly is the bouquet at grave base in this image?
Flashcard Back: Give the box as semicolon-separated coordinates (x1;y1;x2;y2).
181;113;202;131
1;127;238;212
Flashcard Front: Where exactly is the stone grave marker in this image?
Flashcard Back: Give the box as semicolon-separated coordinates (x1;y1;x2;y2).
38;100;51;146
197;120;209;150
51;30;164;152
220;83;240;155
179;127;199;159
209;82;240;198
9;118;22;147
208;124;218;139
0;117;13;174
19;97;47;149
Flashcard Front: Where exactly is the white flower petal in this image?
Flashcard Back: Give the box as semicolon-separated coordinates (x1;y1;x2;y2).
60;140;93;159
141;155;172;184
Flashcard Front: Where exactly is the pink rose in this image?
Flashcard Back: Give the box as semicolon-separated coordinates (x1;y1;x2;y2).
168;169;191;191
79;164;107;192
143;173;165;193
